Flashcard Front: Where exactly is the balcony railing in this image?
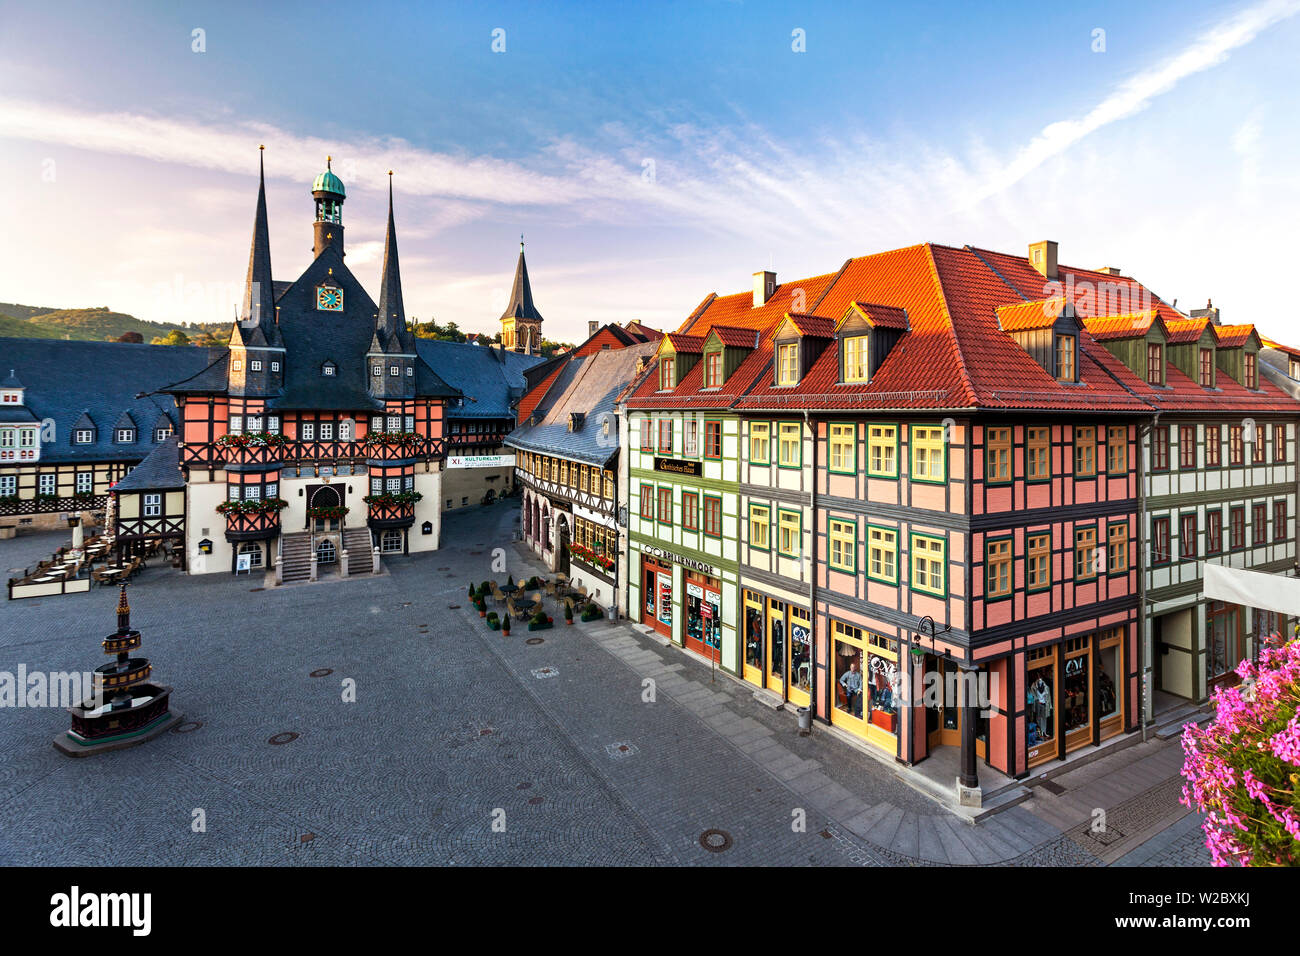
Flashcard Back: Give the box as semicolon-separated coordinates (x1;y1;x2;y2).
0;494;106;517
181;436;447;468
366;500;416;528
223;509;281;541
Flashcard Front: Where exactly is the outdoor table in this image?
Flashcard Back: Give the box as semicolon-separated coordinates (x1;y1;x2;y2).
511;599;538;616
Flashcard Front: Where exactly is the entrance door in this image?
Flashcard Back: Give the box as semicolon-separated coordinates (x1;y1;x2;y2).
641;558;672;638
743;591;765;686
309;485;342;531
1207;601;1243;688
557;517;570;576
787;606;812;707
766;600;787;697
926;657;961;750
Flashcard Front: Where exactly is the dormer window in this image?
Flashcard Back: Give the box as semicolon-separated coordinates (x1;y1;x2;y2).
1199;348;1214;386
1147;343;1164;386
1245;352;1258;389
115;428;136;444
154;427;172;442
232;359;243;372
406;367;413;377
659;358;674;390
271;361;280;372
1291;359;1300;380
373;365;382;376
74;429;94;444
776;343;799;385
322;362;336;377
704;351;722;387
842;334;869;382
390;366;399;377
250;360;262;372
1054;334;1076;382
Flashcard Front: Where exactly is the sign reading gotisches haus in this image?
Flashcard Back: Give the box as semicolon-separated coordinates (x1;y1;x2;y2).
653;457;701;477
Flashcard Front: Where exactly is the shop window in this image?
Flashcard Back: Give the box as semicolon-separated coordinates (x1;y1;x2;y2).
1151;425;1169;471
777;422;800;468
986;427;1011;483
828;423;855;473
749;422;770;464
986;538;1011;598
1205;425;1221;466
682;492;699;530
867;424;897;477
1062;636;1092;743
1179;425;1196;468
777;509;800;557
1275;500;1288;543
1106;425;1127;474
1075;526;1098;579
911;425;945;483
1179;513;1197;560
704;421;722;460
828;519;856;572
1026;645;1057;766
748;505;770;550
1206;510;1222;555
832;621;865;721
702;495;722;537
1108;523;1129;572
744;592;764;676
1098;630;1123;727
1253;502;1268;546
789;607;813;697
1074;426;1096;477
685;575;721;653
910;533;945;595
868;526;897;584
1027;533;1051;590
1027;427;1049;480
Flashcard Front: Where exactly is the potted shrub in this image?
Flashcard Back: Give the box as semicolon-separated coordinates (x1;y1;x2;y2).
526;576;540;590
476;596;487;617
581;602;603;623
564;601;574;625
527;610;552;632
486;611;500;631
501;612;511;636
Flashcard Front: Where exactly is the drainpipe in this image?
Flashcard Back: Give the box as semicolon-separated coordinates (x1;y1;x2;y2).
1138;412;1160;741
804;408;818;721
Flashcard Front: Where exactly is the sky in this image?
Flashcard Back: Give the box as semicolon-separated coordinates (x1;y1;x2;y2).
1;0;1299;344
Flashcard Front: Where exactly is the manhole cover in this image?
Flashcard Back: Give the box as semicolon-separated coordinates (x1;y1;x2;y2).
1084;826;1126;846
172;720;204;734
605;742;639;759
699;829;733;853
268;731;299;745
525;637;544;645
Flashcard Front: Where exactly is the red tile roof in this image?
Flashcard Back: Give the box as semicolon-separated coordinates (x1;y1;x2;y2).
1081;310;1165;341
1214;324;1259;348
996;297;1066;332
515;361;567;422
661;333;706;354
627;242;1299;417
706;325;762;349
845;301;910;330
781;313;837;338
1165;317;1213;344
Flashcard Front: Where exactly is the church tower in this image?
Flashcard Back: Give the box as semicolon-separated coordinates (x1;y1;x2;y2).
500;239;544;354
368;172;417;402
311;157;346;258
228;146;284;397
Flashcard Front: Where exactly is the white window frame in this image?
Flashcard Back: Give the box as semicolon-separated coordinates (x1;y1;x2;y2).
270;361;280;372
319;422;334;441
38;473;56;495
115;429;135;443
143;493;161;517
301;423;315;441
0;475;15;496
75;472;92;493
250;360;262;371
74;429;93;445
386;477;400;491
229;416;244;435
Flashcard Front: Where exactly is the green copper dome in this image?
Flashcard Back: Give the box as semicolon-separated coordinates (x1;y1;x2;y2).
312;159;346;197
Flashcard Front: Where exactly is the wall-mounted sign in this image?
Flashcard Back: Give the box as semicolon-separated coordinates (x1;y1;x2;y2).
448;454;515;469
654;457;702;477
641;545;714;576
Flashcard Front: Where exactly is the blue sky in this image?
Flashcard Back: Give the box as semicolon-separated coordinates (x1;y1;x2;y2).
2;0;1299;342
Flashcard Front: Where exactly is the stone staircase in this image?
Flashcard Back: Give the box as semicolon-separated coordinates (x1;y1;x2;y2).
1153;701;1212;740
280;532;313;584
343;527;374;575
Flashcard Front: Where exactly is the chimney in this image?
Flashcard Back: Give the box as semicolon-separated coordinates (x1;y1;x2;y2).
753;270;776;307
1190;299;1221;325
588;320;598;338
1097;266;1122;276
1028;241;1058;280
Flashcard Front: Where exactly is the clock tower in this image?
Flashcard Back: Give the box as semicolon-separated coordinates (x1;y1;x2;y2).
311;157;346;259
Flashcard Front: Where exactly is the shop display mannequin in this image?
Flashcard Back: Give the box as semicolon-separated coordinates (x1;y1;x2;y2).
1028;676;1053;737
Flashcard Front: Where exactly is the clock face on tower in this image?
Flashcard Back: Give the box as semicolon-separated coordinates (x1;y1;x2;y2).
316;285;343;311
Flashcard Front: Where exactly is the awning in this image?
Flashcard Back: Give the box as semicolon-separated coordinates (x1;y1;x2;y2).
1202;563;1300;616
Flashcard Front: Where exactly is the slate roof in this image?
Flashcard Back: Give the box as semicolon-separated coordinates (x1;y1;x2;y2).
0;338;213;463
111;437;185;491
505;342;659;466
1;369;23;388
415;340;545;419
0;405;38;424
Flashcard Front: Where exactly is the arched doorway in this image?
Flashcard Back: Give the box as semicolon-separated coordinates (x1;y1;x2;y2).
309;485;343;531
541;505;551;554
556;514;570;576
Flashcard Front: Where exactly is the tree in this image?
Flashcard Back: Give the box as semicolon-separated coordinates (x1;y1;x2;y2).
1180;634;1300;866
150;329;191;346
116;331;144;343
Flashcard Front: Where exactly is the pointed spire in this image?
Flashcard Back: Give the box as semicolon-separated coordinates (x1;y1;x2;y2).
240;146;280;345
500;240;543;322
375;170;410;349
